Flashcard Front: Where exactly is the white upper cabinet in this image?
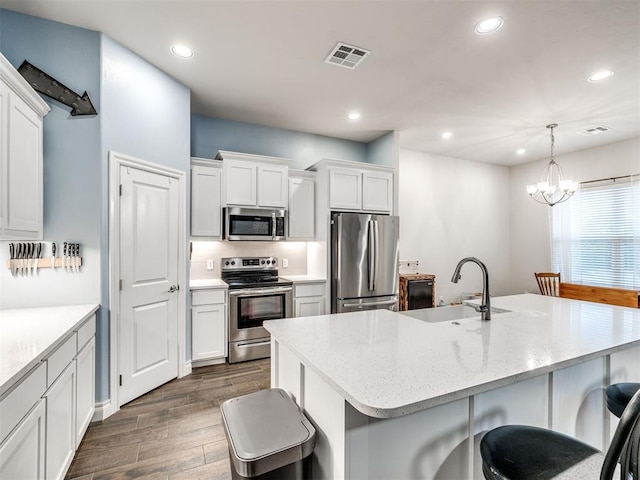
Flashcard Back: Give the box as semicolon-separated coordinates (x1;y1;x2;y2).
257;164;288;207
326;163;393;213
223;159;257;206
216;151;289;208
362;170;393;212
288;171;315;240
191;159;222;238
0;53;50;240
329;168;362;211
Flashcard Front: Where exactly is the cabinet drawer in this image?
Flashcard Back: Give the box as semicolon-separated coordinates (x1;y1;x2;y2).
0;362;46;442
77;315;96;351
47;333;76;387
295;282;326;298
192;289;226;306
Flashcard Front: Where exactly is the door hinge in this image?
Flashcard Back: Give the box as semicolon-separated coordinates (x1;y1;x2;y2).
119;279;123;291
119;375;122;386
119;184;123;196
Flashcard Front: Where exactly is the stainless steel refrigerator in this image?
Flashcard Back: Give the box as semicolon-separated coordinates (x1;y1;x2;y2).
331;212;400;313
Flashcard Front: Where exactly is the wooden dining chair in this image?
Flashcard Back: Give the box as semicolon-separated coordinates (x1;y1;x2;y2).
535;272;561;297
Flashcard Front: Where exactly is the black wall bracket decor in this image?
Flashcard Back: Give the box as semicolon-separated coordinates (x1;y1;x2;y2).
18;60;97;116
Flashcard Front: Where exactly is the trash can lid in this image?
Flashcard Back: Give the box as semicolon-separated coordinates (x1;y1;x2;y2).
221;388;316;476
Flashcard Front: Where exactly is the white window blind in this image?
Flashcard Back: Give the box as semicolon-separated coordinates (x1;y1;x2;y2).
551;175;640;289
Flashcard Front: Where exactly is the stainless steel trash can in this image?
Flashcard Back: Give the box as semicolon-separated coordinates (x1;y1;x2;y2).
221;388;316;479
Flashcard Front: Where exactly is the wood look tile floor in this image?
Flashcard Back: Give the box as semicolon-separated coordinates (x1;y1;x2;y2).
66;359;271;480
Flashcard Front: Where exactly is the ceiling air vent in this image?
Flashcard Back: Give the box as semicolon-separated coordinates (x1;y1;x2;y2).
324;42;370;69
577;125;612;136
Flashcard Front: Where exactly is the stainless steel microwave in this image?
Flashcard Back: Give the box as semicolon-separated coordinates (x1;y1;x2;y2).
224;207;287;241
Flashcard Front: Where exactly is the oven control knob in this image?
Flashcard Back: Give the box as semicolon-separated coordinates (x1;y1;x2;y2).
231;261;236;266
261;260;265;265
224;261;229;266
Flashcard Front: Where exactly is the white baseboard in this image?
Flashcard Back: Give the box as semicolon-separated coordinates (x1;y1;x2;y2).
192;357;226;368
92;399;117;422
183;361;193;377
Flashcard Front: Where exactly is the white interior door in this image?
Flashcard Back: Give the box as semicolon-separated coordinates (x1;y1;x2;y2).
119;165;179;405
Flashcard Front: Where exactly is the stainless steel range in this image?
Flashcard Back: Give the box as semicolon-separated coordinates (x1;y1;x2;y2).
222;257;293;363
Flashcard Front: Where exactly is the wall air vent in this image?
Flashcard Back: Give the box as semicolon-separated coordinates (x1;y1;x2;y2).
577;125;612;136
324;42;370;69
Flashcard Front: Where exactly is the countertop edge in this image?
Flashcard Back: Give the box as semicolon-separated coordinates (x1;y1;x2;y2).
272;333;640;418
0;304;99;398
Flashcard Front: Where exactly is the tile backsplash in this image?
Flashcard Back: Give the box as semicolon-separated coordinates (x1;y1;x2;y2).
190;241;308;279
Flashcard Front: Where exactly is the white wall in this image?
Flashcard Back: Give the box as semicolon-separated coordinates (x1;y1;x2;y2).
509;137;640;294
399;149;511;304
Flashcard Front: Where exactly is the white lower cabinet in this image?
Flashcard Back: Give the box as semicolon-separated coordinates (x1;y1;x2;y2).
0;399;46;480
75;337;95;447
45;362;76;480
191;288;228;363
0;314;96;480
294;281;327;317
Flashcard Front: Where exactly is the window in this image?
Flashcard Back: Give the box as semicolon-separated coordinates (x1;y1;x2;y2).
551;175;640;289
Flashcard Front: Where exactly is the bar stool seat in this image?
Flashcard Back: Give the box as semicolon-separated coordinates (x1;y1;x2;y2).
480;388;640;480
606;382;640;418
480;425;603;479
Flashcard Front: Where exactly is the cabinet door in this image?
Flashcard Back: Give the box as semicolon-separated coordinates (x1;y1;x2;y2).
0;399;46;480
225;160;257;206
362;170;393;213
192;304;227;360
329;168;362;210
288;177;314;239
258;164;288;207
45;362;76;480
191;165;222;237
295;297;326;317
2;89;43;239
75;337;95;447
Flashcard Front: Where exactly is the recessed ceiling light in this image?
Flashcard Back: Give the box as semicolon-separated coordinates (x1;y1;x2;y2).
441;131;453;140
348;112;361;120
516;148;526;155
474;17;504;35
587;70;614;82
170;45;194;58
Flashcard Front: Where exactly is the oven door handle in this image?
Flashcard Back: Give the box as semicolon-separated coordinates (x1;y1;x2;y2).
229;286;293;297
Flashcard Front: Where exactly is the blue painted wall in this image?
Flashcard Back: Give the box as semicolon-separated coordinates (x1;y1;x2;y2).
100;34;191;374
366;131;394;166
191;114;369;168
0;9;190;403
0;9;105;394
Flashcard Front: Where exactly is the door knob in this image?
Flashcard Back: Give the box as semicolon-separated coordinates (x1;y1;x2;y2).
168;284;180;293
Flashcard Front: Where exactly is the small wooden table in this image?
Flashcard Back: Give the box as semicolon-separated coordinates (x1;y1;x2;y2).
399;274;436;310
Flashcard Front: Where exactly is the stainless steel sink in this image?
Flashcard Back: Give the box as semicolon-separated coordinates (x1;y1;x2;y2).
400;304;511;323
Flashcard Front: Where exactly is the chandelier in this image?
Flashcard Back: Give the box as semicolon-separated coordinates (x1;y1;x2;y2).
526;124;578;207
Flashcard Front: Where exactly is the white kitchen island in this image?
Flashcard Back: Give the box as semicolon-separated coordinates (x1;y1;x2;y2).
264;294;640;480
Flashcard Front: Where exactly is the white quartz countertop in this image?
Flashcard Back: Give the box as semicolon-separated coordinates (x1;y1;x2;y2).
0;304;99;397
190;279;228;289
264;294;640;419
281;275;326;283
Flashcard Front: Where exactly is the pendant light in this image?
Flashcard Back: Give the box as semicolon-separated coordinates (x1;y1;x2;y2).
526;124;578;206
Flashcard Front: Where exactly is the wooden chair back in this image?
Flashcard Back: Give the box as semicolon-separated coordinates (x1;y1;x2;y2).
535;272;561;297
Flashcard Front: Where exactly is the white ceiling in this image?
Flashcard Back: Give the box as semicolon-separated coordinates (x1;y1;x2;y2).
3;1;640;166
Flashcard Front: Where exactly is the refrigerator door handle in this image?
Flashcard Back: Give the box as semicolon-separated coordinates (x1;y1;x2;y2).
373;219;379;291
368;220;375;291
343;298;397;308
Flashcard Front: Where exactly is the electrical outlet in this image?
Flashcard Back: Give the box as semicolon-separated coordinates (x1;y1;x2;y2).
206;259;214;270
282;258;289;268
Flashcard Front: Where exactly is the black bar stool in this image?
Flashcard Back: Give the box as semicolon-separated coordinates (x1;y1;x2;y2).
607;383;640;418
480;387;640;480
